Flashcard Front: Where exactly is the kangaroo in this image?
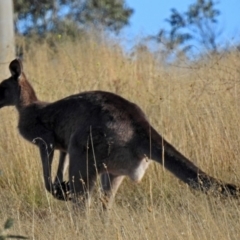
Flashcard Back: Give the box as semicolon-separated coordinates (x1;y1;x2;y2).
0;59;239;209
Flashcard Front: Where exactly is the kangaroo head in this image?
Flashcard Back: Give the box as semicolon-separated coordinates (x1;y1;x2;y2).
0;59;38;109
0;59;23;108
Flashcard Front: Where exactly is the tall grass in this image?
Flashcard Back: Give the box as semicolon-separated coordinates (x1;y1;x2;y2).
1;35;240;239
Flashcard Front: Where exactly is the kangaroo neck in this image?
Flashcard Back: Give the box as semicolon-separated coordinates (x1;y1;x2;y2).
16;76;38;111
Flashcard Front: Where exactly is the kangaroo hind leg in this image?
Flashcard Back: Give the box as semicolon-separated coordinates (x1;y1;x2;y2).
54;151;68;184
68;143;101;209
52;151;72;201
101;173;124;210
68;127;112;208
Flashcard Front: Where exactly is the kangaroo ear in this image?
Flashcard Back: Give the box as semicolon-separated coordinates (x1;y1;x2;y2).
9;59;23;79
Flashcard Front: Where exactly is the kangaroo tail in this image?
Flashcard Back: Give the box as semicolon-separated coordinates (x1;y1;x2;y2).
145;126;240;198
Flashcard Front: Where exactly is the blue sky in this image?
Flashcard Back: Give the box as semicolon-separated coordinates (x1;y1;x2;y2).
122;1;240;49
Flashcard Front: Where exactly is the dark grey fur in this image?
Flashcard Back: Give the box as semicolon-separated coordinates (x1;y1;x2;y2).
0;59;239;208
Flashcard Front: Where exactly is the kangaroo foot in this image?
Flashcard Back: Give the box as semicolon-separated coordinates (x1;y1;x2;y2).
53;181;71;201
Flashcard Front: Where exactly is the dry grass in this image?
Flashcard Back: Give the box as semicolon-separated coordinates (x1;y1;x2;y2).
1;35;240;239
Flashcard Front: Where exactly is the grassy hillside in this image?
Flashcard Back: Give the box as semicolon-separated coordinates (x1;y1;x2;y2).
1;36;240;239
